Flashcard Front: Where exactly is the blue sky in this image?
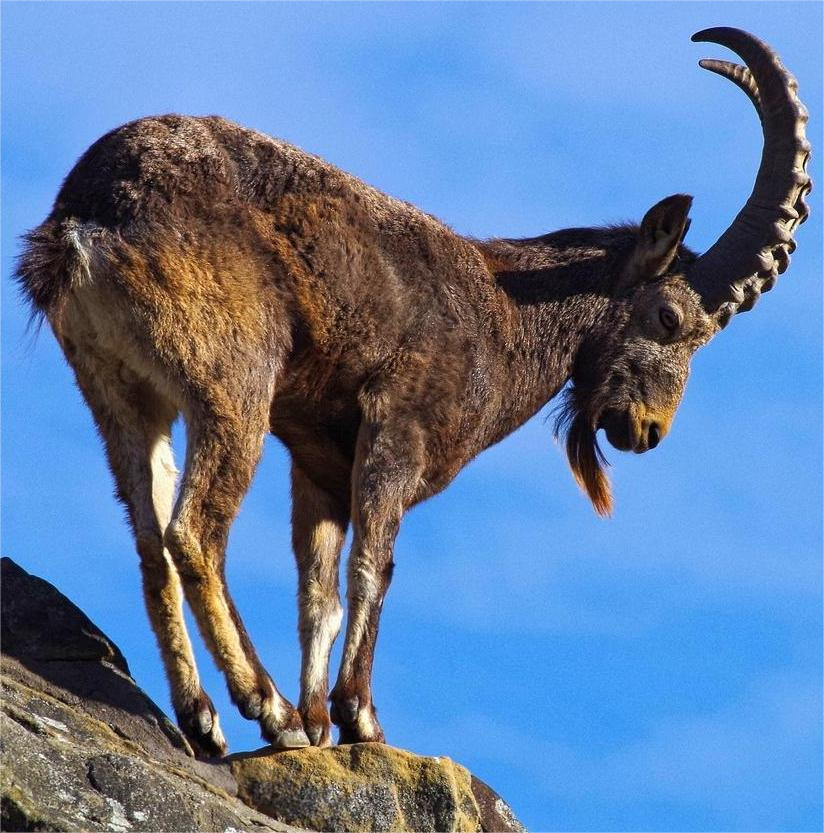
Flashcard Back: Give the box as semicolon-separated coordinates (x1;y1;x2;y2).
2;3;821;831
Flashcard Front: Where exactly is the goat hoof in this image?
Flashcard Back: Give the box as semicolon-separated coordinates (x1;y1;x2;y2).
177;693;227;759
306;723;331;747
330;693;385;744
300;700;333;747
270;727;311;750
261;703;311;749
190;723;228;759
337;721;385;745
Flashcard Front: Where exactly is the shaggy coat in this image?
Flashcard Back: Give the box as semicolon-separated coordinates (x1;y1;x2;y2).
16;28;810;755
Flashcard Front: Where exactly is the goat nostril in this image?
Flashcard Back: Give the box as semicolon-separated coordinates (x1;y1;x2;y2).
648;422;661;449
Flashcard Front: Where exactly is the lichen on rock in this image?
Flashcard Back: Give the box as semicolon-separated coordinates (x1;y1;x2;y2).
229;743;486;832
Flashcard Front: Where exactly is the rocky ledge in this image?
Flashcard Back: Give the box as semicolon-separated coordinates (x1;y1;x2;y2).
0;558;524;832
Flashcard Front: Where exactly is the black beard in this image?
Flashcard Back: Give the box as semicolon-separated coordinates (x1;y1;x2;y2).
553;386;613;517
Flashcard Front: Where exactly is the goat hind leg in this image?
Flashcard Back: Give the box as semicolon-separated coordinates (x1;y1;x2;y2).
166;405;309;749
65;347;225;757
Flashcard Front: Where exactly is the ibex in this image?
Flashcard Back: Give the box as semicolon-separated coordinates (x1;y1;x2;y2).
17;28;810;757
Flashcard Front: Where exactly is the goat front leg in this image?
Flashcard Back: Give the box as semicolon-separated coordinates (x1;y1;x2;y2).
291;465;349;747
330;420;422;744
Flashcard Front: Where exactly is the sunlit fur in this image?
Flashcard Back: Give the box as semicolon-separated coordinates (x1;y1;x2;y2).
15;117;720;753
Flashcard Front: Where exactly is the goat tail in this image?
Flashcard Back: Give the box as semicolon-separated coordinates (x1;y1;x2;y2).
15;218;109;328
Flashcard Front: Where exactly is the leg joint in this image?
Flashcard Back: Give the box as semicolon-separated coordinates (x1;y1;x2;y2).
164;521;206;584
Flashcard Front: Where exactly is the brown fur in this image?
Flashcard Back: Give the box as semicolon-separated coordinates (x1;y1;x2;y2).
12;109;784;753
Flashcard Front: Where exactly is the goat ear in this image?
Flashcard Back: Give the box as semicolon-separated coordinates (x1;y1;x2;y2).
631;194;693;282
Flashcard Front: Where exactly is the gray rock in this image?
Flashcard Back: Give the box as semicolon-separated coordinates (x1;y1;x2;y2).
0;557;525;832
470;777;527;833
0;558;294;833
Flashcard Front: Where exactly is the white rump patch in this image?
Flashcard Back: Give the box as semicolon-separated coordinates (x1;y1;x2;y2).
62;219;106;286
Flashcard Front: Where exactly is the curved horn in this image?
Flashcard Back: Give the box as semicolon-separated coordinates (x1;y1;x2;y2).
687;27;811;324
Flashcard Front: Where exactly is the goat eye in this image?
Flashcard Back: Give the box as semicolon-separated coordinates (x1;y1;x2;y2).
658;306;681;334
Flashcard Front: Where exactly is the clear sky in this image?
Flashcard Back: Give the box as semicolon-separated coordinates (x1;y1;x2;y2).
2;3;822;831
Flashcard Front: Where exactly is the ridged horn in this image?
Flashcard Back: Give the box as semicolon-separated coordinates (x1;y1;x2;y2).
687;27;811;326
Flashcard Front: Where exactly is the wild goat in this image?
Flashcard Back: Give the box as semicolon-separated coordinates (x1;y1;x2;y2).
17;28;810;757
